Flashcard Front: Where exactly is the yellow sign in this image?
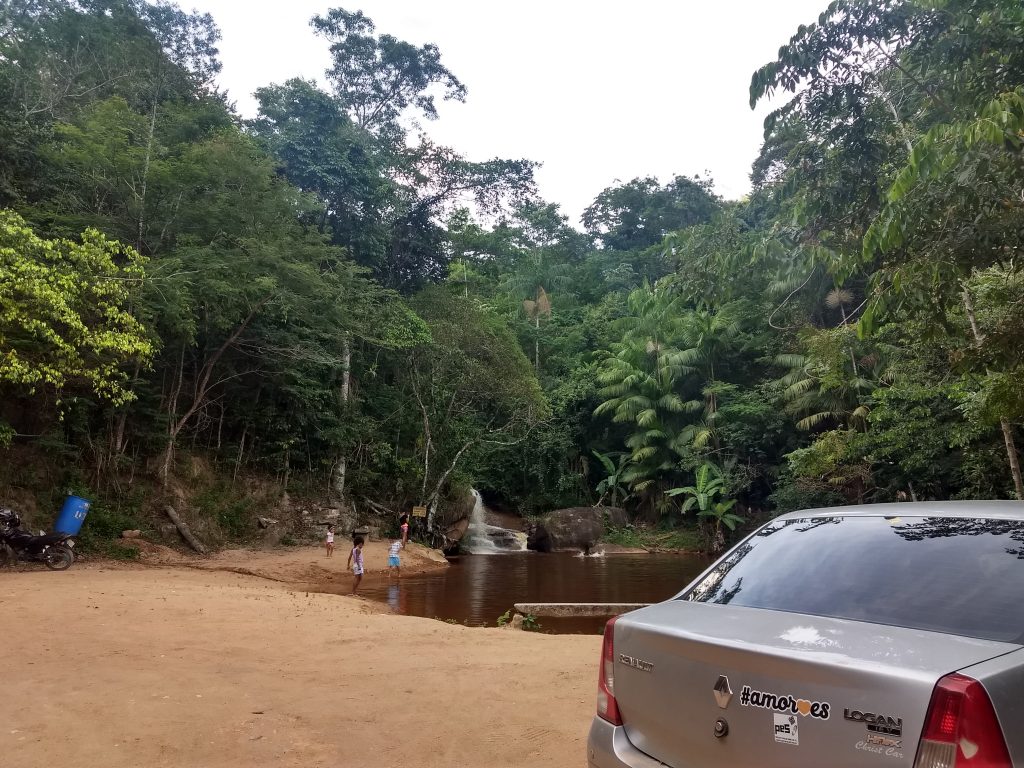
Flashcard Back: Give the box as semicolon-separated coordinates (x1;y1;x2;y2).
411;505;427;518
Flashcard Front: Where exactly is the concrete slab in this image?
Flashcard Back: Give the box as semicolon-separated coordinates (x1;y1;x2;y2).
513;602;651;618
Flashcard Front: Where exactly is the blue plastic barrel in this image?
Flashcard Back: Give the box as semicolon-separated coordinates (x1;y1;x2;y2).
54;495;91;535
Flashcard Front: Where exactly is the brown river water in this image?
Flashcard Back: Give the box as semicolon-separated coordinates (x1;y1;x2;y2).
348;551;714;634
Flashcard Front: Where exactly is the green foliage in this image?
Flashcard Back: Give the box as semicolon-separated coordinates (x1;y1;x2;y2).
104;542;142;561
311;7;466;133
4;0;1024;551
193;484;261;540
0;210;153;404
667;463;726;512
583;175;719;254
602;524;701;551
592;451;631;506
76;497;144;553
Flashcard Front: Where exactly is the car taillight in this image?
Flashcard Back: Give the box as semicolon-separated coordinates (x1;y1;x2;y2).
914;673;1011;768
596;616;621;725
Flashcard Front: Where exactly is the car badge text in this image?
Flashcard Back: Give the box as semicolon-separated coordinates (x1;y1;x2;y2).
618;653;654;672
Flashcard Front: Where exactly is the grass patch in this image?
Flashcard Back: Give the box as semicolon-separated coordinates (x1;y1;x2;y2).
193;483;268;540
603;524;702;552
75;497;145;553
102;542;141;561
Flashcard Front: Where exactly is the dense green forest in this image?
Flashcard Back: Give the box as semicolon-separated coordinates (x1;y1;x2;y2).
2;0;1023;552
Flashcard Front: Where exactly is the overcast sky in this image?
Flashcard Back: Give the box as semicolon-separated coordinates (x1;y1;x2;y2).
187;0;826;222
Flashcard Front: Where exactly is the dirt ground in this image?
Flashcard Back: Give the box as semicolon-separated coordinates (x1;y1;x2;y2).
1;552;600;768
132;539;452;585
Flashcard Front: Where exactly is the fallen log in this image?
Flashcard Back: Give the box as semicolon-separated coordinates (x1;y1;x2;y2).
362;497;398;517
165;504;207;554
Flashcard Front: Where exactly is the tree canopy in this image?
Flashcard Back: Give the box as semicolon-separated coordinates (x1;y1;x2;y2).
3;0;1024;552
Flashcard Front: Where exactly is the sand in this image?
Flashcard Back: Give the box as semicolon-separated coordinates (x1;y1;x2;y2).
139;539;453;584
1;550;601;768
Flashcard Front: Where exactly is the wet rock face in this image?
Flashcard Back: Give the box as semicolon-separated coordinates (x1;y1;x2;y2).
445;517;470;543
527;507;628;553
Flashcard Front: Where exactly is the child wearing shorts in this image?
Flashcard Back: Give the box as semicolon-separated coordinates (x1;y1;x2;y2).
325;524;335;557
387;537;402;578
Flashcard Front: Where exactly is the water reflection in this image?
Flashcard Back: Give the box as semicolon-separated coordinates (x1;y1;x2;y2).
345;552;712;634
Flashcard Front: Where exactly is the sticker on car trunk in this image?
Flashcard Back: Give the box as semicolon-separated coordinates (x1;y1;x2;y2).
740;685;831;719
773;713;799;745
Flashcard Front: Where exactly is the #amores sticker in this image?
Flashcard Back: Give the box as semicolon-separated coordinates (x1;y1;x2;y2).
740;685;831;720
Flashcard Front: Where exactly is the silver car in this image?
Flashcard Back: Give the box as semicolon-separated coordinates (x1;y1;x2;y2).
588;501;1024;768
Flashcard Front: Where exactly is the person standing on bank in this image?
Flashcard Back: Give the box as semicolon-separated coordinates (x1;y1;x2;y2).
325;524;335;558
399;514;409;548
347;536;365;594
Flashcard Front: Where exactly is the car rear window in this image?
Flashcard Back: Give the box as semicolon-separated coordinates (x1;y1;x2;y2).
683;516;1024;643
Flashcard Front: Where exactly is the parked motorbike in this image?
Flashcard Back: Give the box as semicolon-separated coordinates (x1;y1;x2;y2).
0;508;75;570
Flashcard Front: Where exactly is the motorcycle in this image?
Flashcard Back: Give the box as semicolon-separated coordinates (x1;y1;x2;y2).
0;508;75;571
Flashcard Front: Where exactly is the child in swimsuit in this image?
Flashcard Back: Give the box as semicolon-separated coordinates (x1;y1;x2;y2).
325;524;335;557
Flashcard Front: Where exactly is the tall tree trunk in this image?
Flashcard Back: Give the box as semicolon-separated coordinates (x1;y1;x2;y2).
839;304;860;377
999;420;1024;500
412;374;432;503
233;424;247;485
332;337;352;503
137;101;158;253
160;295;272;485
161;346;186;484
534;314;540;373
108;362;141;473
424;438;478;533
962;286;1024;499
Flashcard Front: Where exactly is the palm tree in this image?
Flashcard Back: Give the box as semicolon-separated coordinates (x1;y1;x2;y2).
775;329;890;431
595;285;695;492
502;250;572;374
671;307;744;454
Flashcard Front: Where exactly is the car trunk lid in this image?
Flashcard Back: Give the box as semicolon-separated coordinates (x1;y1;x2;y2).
613;601;1019;768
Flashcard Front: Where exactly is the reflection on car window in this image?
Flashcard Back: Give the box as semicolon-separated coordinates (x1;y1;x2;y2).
683;516;1024;643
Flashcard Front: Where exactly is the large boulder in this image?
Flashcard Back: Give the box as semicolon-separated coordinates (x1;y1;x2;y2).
528;507;628;553
445;516;470;543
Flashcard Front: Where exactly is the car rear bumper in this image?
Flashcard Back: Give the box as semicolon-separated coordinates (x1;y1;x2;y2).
587;717;664;767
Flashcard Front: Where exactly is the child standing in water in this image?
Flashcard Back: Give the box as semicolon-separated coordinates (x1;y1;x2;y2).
347;535;365;594
387;537;402;579
325;524;335;557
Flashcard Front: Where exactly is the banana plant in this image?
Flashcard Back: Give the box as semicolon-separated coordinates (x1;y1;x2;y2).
666;462;744;552
592;450;632;507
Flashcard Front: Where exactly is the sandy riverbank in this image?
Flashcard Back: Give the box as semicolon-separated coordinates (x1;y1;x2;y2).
1;559;599;768
129;540;451;586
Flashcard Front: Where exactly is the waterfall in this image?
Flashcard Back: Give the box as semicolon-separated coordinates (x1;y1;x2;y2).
462;489;528;554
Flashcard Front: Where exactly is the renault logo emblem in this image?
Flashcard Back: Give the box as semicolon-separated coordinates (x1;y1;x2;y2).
713;675;733;709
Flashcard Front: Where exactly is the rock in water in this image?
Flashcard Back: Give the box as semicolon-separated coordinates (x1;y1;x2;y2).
527;507;628;553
